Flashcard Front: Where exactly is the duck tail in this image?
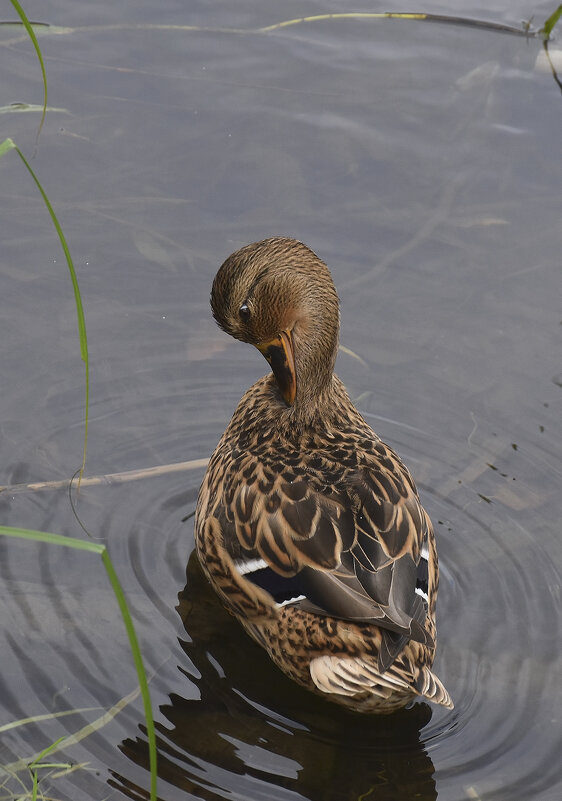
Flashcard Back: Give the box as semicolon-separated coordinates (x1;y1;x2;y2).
414;665;454;709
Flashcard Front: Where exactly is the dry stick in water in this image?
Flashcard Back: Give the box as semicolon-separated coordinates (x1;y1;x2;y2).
0;458;209;495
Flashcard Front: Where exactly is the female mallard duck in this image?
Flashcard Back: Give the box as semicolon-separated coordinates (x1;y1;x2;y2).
195;237;453;712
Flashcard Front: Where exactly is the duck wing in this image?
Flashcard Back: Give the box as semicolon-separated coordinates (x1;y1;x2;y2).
221;440;434;670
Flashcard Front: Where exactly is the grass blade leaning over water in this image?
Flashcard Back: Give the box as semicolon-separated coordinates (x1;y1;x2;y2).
1;7;155;797
7;0;48;139
0;137;89;482
540;4;562;39
0;526;157;801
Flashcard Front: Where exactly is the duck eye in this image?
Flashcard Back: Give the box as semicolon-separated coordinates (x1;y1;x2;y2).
239;303;251;322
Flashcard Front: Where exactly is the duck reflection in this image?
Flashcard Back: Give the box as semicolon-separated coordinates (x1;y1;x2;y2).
115;552;437;801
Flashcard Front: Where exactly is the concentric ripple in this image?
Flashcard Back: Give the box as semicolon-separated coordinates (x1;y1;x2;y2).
105;406;561;801
2;4;562;801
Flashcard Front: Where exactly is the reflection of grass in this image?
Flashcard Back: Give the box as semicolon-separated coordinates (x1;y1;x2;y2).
1;2;157;799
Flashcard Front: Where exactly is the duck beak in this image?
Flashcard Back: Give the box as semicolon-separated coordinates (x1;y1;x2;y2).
257;330;296;406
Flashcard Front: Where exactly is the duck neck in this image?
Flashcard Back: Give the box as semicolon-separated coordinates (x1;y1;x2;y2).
291;309;339;405
278;372;346;433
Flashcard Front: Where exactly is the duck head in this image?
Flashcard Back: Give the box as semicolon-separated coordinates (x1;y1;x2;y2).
211;237;340;409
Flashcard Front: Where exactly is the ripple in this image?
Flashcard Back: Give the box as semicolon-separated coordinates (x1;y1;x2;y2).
106;402;562;801
3;376;560;801
417;462;562;799
2;6;562;801
111;551;440;801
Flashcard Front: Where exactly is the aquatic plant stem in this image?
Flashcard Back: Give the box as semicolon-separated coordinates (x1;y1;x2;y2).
0;526;157;801
0;13;541;43
0;138;89;482
8;0;48;139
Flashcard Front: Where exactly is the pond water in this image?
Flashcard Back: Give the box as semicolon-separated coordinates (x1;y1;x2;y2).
1;1;561;799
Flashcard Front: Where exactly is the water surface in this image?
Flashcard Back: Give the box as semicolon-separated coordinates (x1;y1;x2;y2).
1;2;561;799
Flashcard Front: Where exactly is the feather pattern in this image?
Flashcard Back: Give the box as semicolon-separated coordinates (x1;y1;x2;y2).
196;237;453;712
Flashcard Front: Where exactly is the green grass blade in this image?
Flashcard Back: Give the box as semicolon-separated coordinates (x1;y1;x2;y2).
28;737;67;771
0;526;157;800
0;525;103;553
101;550;157;801
8;0;48;139
541;5;562;38
0;138;90;478
0;137;16;158
8;144;88;363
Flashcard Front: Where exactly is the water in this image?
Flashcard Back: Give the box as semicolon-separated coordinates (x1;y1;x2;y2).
1;1;561;799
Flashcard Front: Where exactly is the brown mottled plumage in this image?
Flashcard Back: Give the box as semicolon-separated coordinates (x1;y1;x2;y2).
195;237;453;712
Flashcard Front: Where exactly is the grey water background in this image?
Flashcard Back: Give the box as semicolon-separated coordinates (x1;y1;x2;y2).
1;1;561;799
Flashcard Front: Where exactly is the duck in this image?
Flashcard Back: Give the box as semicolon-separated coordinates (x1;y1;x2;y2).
195;237;453;713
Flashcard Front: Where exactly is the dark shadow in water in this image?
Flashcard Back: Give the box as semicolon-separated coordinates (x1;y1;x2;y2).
111;552;437;801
